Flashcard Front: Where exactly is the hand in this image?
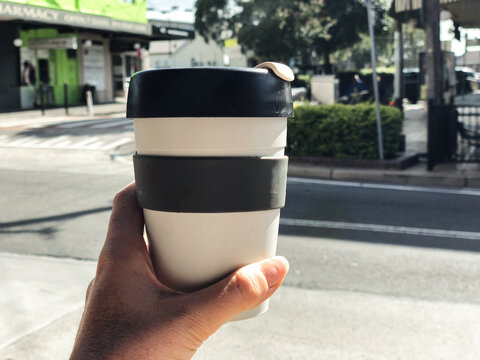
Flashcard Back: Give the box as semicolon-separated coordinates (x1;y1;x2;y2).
70;182;289;360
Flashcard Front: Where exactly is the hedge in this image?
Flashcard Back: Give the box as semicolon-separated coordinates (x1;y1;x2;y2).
287;104;403;159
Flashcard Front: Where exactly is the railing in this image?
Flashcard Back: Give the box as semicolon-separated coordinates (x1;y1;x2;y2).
1;84;95;114
455;106;480;163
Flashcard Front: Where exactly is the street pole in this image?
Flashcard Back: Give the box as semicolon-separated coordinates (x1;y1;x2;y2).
393;20;404;111
366;0;384;160
425;0;443;170
425;0;443;104
40;85;45;116
63;83;69;115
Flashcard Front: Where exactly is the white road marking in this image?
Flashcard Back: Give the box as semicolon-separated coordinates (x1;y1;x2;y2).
7;136;37;146
72;137;100;147
288;177;480;197
280;218;480;240
84;141;105;149
39;135;69;147
0;134;131;151
20;138;42;146
52;140;72;147
102;137;132;149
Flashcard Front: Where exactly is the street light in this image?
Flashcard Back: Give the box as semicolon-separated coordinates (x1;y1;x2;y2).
366;0;384;161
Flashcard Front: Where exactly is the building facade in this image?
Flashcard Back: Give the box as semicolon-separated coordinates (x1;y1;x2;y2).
0;0;172;111
146;9;247;71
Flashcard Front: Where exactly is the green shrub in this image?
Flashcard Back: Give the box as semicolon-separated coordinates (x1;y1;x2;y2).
287;104;403;159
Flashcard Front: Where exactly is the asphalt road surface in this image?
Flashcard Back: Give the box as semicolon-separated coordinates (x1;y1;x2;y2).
2;118;480;359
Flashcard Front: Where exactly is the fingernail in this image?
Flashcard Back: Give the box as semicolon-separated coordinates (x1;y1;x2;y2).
262;256;289;288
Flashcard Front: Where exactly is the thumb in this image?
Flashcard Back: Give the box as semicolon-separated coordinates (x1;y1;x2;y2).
186;256;289;335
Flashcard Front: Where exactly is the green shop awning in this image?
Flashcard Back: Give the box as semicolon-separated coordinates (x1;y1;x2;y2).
0;1;150;35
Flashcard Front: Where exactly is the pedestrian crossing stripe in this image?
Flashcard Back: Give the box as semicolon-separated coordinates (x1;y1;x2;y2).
0;135;132;151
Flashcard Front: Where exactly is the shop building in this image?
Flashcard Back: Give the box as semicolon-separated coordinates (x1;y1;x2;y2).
0;0;182;111
146;8;247;70
393;0;480;168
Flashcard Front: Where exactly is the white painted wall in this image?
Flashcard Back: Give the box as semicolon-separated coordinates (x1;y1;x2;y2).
148;33;246;69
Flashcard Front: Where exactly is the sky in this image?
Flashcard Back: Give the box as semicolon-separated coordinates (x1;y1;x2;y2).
147;0;196;11
440;19;480;56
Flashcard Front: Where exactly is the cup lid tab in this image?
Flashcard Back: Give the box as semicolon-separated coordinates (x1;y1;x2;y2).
254;62;295;82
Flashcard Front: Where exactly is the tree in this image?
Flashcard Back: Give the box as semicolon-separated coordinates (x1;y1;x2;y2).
312;0;389;72
332;17;395;71
194;0;389;72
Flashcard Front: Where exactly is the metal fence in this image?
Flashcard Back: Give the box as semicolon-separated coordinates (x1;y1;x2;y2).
455;105;480;162
1;84;94;114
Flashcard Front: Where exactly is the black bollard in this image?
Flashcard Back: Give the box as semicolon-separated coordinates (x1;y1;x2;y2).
64;83;69;115
40;85;45;116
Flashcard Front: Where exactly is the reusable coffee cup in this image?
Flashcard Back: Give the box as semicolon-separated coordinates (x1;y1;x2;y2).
127;63;294;320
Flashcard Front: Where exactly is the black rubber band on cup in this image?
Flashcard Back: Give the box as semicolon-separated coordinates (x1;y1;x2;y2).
133;154;288;213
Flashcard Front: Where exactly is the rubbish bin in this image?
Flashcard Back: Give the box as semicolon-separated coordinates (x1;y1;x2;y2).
403;68;419;104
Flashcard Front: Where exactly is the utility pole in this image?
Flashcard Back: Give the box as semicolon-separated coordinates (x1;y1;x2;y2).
393;20;404;111
425;0;444;170
366;0;384;160
425;0;443;106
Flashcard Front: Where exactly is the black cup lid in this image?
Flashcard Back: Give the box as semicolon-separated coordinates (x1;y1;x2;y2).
126;67;294;118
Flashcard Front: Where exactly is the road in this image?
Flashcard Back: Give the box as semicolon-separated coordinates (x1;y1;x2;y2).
0;115;133;151
1;117;480;359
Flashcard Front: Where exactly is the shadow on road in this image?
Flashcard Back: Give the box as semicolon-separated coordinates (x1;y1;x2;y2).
18;118;130;138
0;226;57;237
0;206;112;228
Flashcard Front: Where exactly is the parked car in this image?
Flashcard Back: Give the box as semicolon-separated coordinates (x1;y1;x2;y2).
456;67;479;95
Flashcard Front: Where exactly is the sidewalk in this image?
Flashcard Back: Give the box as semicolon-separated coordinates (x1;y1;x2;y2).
0;252;95;359
0;99;126;120
0;101;126;128
3;249;480;360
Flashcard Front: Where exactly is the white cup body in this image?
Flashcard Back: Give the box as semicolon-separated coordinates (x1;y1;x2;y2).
134;116;287;320
134;117;286;157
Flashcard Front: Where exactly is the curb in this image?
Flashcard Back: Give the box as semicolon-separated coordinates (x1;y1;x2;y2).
288;154;419;170
288;163;480;189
